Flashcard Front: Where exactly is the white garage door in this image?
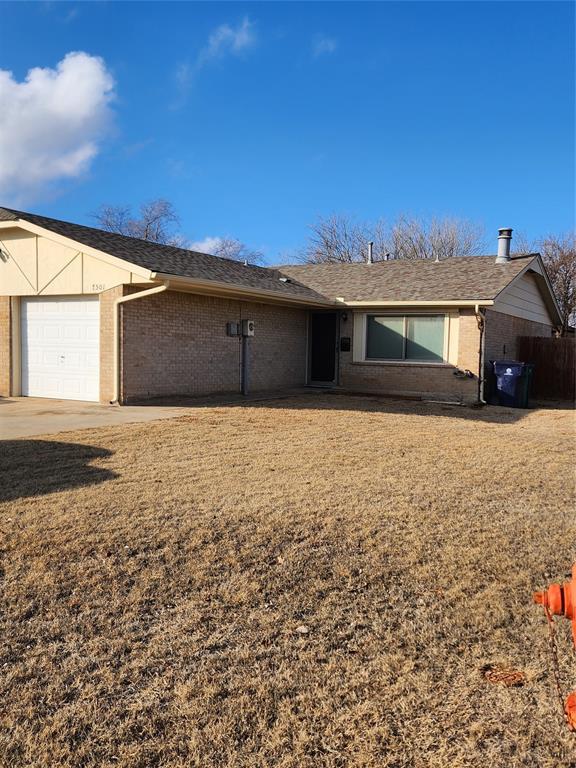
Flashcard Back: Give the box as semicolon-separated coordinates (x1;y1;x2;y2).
21;297;100;402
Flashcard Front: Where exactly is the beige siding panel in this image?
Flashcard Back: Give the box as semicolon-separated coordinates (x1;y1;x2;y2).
39;252;83;295
0;250;37;294
82;254;135;294
0;229;149;296
0;230;38;291
37;238;81;293
494;272;554;325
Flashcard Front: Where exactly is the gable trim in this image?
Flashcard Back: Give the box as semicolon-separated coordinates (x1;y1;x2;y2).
493;255;562;326
0;219;154;280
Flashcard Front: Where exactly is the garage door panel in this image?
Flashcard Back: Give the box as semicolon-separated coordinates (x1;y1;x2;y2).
21;297;100;402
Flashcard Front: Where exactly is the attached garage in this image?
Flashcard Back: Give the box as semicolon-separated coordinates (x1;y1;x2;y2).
0;207;326;404
21;297;100;402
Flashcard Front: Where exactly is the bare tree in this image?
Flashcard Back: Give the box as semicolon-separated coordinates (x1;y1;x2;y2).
510;231;536;256
387;215;485;260
301;213;485;263
539;232;576;332
92;199;185;246
301;214;388;263
92;200;263;262
207;237;265;266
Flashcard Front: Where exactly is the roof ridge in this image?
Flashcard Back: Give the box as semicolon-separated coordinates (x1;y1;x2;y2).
0;205;276;273
277;253;539;269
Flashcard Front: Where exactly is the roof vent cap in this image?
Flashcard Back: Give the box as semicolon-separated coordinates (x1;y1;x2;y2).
496;228;513;264
367;241;374;264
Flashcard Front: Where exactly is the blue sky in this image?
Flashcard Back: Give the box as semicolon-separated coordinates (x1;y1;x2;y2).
0;1;574;262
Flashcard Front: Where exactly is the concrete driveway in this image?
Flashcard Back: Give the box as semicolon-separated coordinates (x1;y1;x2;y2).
0;390;309;440
0;397;190;439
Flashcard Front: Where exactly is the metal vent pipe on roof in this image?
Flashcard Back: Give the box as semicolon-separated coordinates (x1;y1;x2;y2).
367;241;374;264
496;228;513;264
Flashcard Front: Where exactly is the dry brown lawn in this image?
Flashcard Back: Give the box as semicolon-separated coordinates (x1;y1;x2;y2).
1;394;575;768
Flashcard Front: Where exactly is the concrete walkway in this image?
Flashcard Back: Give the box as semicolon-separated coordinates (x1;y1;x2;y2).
0;389;313;440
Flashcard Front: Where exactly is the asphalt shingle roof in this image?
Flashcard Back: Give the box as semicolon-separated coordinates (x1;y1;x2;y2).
0;207;329;304
277;256;536;302
0;206;537;305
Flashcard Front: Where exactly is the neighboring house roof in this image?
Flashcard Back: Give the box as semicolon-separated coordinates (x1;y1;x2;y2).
277;256;538;303
0;207;330;305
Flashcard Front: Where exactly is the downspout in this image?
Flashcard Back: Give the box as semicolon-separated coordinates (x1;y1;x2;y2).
111;282;169;404
475;303;487;405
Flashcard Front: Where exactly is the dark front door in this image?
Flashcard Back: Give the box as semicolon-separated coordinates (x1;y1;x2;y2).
310;312;337;383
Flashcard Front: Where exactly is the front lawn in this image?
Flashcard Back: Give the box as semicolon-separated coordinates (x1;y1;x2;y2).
1;395;574;767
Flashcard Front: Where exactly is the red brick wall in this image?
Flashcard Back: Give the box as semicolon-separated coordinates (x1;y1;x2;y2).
120;290;307;402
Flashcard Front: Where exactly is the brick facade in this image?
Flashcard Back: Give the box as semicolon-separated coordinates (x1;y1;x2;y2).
482;309;553;401
0;296;11;397
484;309;553;362
0;288;555;406
99;285;125;404
119;290;308;403
338;310;481;403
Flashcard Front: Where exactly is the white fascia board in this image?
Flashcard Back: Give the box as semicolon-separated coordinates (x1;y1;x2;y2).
0;219;154;280
151;271;336;307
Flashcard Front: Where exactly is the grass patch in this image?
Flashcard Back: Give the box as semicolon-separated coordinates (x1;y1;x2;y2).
1;395;575;767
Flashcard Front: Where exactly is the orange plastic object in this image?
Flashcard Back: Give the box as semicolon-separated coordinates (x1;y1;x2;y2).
534;564;576;731
566;692;576;731
533;564;576;648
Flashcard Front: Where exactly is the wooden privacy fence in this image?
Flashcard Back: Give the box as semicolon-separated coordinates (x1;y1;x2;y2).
517;336;575;400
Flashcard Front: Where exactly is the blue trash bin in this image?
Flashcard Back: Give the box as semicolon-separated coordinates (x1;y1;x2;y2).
491;360;532;408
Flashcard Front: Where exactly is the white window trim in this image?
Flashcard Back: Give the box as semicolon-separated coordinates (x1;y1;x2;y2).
353;311;451;365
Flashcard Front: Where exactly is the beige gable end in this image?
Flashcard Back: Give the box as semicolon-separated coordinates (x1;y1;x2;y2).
494;270;554;326
0;227;153;296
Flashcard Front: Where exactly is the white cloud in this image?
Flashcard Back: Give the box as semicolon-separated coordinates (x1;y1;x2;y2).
0;51;115;204
173;18;256;107
313;35;338;57
190;236;223;254
201;17;256;64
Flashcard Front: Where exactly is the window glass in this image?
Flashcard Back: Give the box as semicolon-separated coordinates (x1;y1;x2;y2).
366;316;404;359
405;316;445;361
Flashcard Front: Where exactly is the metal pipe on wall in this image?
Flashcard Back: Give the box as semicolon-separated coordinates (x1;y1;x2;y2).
241;335;249;396
112;282;169;404
475;304;487;404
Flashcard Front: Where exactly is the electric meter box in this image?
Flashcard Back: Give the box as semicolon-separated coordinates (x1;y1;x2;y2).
242;319;255;337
